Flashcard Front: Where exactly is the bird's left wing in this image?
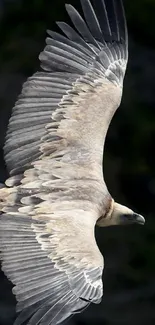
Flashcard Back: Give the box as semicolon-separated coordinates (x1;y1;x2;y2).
0;207;103;325
0;0;128;324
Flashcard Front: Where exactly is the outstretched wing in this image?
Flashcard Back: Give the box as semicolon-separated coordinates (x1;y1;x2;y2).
0;0;128;324
0;209;103;325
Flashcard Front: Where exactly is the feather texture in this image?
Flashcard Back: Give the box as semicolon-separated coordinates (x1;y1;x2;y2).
0;0;128;324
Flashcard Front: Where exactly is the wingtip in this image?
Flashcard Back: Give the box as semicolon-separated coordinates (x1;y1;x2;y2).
56;21;62;27
65;4;72;11
46;29;51;35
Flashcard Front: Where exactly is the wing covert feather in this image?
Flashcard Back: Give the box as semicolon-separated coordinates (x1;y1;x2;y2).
4;0;127;175
0;0;128;324
0;208;103;325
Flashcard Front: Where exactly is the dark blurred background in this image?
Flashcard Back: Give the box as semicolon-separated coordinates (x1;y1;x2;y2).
0;0;155;324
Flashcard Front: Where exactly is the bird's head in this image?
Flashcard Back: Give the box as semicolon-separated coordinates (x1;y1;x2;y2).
97;201;145;227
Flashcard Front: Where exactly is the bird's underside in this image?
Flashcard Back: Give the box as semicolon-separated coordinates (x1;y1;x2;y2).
0;0;128;324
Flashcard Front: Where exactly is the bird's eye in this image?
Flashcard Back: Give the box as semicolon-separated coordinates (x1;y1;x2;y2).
121;214;134;223
124;214;133;221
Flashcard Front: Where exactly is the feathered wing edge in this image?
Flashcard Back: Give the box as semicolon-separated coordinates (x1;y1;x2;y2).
4;0;128;177
0;0;128;324
0;209;103;325
41;0;128;86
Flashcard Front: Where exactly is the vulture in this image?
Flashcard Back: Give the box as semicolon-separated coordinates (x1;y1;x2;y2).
0;0;145;324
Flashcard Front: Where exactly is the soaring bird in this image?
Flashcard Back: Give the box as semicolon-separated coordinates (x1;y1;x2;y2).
0;0;145;324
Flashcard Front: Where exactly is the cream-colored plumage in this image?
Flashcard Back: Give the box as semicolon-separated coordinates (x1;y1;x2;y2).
0;1;144;324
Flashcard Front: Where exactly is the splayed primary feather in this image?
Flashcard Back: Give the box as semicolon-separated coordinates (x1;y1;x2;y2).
0;0;128;324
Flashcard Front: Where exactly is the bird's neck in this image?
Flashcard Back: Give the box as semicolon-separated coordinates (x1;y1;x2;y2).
96;198;114;227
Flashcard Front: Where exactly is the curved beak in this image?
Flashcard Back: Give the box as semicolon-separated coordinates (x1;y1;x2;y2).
133;213;145;225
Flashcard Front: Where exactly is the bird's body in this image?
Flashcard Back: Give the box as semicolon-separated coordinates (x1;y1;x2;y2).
0;1;145;324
